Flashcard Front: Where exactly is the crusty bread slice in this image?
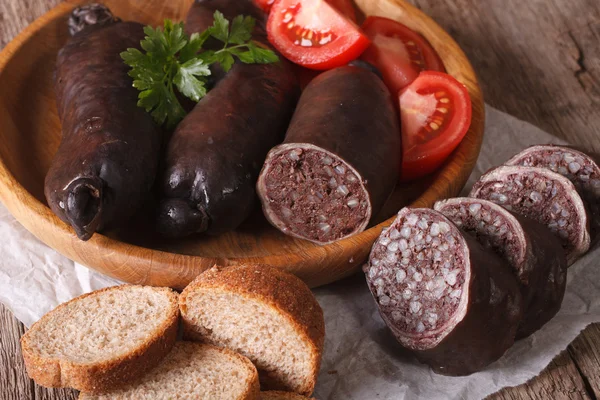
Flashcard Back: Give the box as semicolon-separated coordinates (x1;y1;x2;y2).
261;390;315;399
180;264;325;396
21;285;179;393
79;342;260;399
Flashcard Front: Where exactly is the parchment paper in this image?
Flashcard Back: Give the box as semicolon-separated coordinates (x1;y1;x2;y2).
1;105;598;399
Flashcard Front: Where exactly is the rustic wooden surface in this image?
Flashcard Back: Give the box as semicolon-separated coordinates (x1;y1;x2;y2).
0;0;598;399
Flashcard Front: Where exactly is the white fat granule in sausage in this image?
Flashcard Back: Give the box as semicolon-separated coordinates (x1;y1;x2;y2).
389;229;401;240
400;227;411;238
396;269;407;282
406;213;419;226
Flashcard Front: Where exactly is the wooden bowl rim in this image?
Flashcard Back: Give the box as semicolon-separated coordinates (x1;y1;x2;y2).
0;0;484;288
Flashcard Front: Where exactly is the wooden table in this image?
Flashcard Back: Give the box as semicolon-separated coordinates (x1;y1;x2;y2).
1;0;599;398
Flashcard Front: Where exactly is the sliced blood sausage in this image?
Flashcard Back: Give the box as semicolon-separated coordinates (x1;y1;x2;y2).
505;144;600;242
434;198;567;338
470;166;591;265
156;0;300;238
44;5;162;241
256;66;401;245
364;208;522;376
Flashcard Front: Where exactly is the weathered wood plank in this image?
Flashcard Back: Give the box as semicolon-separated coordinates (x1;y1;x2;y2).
490;351;593;400
569;324;600;398
0;303;78;400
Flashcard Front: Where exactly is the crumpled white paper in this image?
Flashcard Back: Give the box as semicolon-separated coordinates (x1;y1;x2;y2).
1;105;598;399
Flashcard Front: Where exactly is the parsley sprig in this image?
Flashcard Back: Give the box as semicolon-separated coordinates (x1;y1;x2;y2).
121;12;278;128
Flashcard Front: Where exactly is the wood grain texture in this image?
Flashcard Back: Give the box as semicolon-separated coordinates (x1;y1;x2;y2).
492;351;593;400
0;0;483;291
0;0;599;400
0;303;78;400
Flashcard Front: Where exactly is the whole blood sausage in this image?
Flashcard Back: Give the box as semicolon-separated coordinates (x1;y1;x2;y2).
505;144;600;241
156;0;300;237
470;166;591;265
44;5;162;241
364;208;522;376
434;198;567;338
256;66;401;245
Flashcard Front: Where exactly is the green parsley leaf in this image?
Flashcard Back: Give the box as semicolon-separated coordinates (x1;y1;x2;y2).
208;11;230;43
229;15;255;45
174;58;211;101
215;52;236;72
122;12;279;129
179;30;211;62
247;42;280;64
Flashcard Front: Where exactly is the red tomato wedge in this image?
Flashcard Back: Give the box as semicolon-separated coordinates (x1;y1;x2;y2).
254;0;276;12
399;71;471;181
255;0;357;22
267;0;370;70
361;16;445;96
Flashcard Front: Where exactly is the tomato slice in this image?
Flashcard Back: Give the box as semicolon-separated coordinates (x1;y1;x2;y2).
326;0;357;22
255;0;356;22
267;0;370;70
254;0;276;13
361;16;445;96
399;71;472;181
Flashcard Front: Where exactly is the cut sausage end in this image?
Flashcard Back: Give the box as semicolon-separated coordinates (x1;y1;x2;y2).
505;144;600;241
68;4;118;36
470;166;590;264
434;198;528;282
156;198;210;238
64;177;104;241
257;143;371;245
365;208;470;350
505;145;600;199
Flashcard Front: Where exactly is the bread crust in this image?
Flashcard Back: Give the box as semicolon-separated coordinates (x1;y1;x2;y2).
179;264;325;396
21;285;179;393
78;342;261;400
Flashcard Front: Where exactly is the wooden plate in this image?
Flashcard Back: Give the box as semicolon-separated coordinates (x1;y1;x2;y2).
0;0;484;289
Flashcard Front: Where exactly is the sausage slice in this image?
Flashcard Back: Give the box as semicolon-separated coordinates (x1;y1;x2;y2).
470;166;591;265
434;198;567;338
505;144;600;241
364;208;522;376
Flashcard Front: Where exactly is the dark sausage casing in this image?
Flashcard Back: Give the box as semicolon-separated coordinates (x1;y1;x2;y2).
156;0;300;237
45;9;162;241
257;66;401;245
434;198;567;338
364;208;523;376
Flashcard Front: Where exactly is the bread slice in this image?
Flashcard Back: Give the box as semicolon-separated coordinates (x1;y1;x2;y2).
261;391;315;400
79;342;260;399
180;264;325;396
21;285;179;393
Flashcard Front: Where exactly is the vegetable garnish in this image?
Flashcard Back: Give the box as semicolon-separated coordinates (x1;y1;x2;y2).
121;12;279;128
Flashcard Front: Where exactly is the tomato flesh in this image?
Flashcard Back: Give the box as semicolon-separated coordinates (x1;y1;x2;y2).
267;0;370;70
361;16;445;95
399;71;471;181
255;0;356;22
